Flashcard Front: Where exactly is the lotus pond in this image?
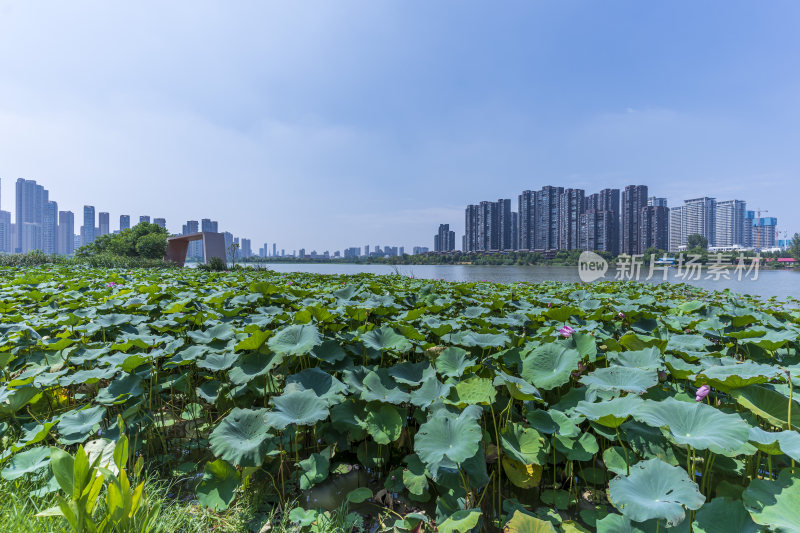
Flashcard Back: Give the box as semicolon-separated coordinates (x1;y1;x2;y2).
1;266;800;532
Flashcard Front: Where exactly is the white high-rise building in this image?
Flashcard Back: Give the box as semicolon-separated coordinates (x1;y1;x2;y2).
668;206;684;252
714;200;746;247
682;197;716;247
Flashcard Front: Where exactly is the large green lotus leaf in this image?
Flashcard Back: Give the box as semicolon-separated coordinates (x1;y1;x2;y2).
1;446;50;480
619;332;665;352
0;386;41;419
57;405;106;445
744;329;796;351
504;510;558;532
595;514;656;533
437;509;482;533
500;422;548;465
267;324;321;356
187;323;235;344
570;332;598;361
445;330;510;349
633;397;750;456
620;420;680;465
402;453;429;496
361;326;412;353
743;469;800;532
264;390;330;430
209;408;272;467
310;339;347;363
435;347;476;378
388;361;435;386
575;396;643;428
297;452;329;490
462;306;488;319
608;458;705;527
603;446;633;476
228;351;279;385
448;377;496;406
363;403;403;444
414;405;482;475
234;329;270;351
730;385;800;430
692;497;761;533
747;427;800;461
664;355;698;380
554;432;599;461
520;343;580;390
285;368;347;406
666;334;713;356
197;351;239;371
196;458;241;511
411;375;452;409
526;409;580;437
608;348;664;371
694;361;781;391
494;370;542;401
197;380;221;404
580;367;658;396
360;371;410;404
95;373;143;405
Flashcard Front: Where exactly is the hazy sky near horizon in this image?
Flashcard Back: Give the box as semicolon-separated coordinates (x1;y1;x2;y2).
1;1;799;251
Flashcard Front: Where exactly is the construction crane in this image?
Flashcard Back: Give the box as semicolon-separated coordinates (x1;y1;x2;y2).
754;208;768;250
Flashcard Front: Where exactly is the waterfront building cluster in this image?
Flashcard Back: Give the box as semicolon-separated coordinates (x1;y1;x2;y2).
448;185;782;256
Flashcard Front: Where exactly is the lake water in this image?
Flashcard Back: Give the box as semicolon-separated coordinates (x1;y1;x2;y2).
220;262;800;302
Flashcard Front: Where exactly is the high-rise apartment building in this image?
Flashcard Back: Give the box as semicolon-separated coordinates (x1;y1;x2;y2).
753;217;778;249
241;238;252;258
82;205;96;247
15;178;48;253
464;199;513;252
434;224;456;252
580;209;615;252
497;199;513;250
639;205;670;251
518;190;535;250
559;188;585;250
744;211;755;248
669;207;684;252
139;215;150;224
153;218;166;229
42;201;59;254
621;185;648;255
98;212;110;236
682;197;716;247
119;215;130;231
510;212;518;251
535;186;564;250
58;211;75;256
464;204;479;252
715;200;746;247
648;197;668;207
0;210;11;253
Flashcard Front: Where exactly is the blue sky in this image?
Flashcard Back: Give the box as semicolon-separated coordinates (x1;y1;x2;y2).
1;1;798;251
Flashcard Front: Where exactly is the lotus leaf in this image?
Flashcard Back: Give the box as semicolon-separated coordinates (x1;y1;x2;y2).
209;408;272;466
361;326;412;353
521;343;581;390
1;446;50;480
297;452;329;490
285;368;347;405
435;347;476;378
364;403;403;444
608;458;705;526
580;366;658;396
264;390;330;430
634;397;750;456
56;405;106;445
500;422;548;465
414;405;482;475
743;469;800;532
692;497;761;533
196;458;240;511
267;324;321;356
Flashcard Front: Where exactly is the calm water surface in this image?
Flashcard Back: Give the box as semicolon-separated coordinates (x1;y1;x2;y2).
240;263;800;302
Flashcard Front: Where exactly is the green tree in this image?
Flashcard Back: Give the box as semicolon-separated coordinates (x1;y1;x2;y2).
77;222;168;259
687;233;709;250
789;233;800;260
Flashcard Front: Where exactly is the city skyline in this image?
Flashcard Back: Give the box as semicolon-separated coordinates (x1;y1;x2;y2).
1;2;799;251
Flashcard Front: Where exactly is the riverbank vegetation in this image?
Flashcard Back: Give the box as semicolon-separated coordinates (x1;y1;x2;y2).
0;266;799;531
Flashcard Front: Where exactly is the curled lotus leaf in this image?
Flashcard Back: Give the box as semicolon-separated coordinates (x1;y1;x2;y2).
500;422;548;465
435;347;476;379
608;458;705;527
196;458;240;511
1;446;50;480
360;326;412;353
633;397;750;456
57;405;106;445
264;390;330;430
285;368;347;406
607;347;664;371
694;361;781;390
574;396;643;428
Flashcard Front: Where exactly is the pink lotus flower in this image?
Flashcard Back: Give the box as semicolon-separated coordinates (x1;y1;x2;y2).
618;312;625;319
107;282;118;288
696;384;711;402
558;325;574;338
547;303;552;308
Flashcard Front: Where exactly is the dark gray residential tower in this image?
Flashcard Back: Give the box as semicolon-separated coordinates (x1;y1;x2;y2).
434;224;456;252
559;188;585;250
517;190;535;251
621;185;648;255
535;186;563;250
640;205;670;251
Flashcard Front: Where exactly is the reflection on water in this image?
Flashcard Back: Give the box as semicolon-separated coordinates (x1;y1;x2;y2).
188;262;800;302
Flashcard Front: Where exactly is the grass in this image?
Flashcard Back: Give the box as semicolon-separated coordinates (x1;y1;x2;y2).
0;474;368;533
